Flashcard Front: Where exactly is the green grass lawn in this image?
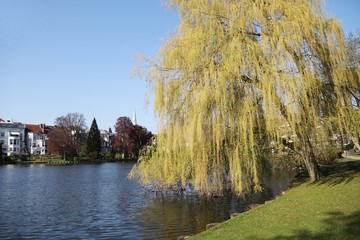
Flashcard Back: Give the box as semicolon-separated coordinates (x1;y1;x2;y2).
192;158;360;240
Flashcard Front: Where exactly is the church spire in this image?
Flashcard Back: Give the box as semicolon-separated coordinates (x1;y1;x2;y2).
132;111;137;125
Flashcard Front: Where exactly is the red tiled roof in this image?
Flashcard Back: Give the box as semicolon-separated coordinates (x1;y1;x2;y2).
25;124;43;133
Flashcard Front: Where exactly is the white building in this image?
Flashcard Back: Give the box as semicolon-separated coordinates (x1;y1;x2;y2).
100;128;113;154
25;124;49;155
0;119;26;156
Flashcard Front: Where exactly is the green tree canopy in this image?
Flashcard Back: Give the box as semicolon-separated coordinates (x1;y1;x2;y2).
86;118;101;155
131;0;360;196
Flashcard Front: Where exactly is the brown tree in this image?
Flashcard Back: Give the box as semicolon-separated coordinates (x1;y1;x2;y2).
113;117;134;157
112;116;152;158
133;124;153;158
345;30;360;150
346;29;360;69
48;113;87;157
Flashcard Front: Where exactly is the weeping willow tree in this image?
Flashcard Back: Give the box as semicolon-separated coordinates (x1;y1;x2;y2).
345;30;360;150
130;0;360;196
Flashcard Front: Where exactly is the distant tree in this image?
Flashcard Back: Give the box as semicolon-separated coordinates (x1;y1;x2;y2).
113;117;135;158
86;118;101;157
345;30;360;150
48;113;87;157
48;126;72;156
113;116;153;158
133;124;153;158
346;29;360;69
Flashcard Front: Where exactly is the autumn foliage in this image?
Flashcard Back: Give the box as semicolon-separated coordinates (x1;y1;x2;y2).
48;113;87;157
112;116;152;158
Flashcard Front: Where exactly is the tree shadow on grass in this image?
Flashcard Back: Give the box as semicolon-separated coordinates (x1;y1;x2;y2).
293;160;360;187
317;160;360;187
249;210;360;240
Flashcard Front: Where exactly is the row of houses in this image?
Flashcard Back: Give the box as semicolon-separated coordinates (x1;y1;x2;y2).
0;118;113;156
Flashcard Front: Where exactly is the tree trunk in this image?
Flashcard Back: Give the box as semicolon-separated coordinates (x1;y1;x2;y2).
303;154;322;182
299;134;322;182
350;136;360;151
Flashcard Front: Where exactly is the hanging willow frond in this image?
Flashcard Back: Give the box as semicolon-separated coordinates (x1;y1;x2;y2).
130;0;360;196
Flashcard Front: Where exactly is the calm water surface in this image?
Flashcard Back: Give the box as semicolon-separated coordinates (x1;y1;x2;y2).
0;162;294;239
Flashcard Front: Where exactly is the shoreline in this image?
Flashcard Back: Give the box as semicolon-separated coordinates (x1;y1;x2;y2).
190;156;360;239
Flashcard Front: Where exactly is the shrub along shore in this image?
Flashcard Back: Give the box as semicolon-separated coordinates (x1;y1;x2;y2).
0;154;136;165
191;155;360;240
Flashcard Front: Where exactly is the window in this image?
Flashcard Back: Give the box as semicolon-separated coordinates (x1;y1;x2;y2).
10;139;13;145
0;140;3;144
0;132;4;137
10;147;12;151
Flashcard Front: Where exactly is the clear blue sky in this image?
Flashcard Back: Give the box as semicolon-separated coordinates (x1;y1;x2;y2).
0;0;359;133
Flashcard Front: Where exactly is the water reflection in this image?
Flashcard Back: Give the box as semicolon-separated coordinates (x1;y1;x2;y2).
0;163;295;239
136;167;296;238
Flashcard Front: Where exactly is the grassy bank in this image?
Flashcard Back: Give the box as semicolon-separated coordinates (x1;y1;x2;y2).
192;158;360;240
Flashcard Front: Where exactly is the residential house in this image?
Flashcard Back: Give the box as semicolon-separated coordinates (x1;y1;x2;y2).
0;119;26;156
25;124;51;155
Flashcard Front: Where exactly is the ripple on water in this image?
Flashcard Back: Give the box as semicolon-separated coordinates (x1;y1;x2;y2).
0;163;295;239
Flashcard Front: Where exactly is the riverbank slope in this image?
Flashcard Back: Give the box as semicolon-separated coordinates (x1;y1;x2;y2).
192;157;360;240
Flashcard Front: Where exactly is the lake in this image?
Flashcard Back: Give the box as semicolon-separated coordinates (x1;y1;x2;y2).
0;162;294;239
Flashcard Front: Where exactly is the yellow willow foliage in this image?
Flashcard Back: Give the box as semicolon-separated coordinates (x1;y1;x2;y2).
130;0;360;196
